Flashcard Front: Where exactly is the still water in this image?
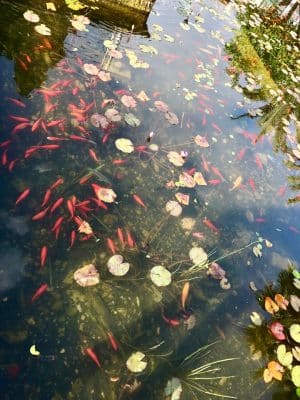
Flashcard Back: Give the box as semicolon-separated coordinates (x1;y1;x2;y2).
0;0;299;399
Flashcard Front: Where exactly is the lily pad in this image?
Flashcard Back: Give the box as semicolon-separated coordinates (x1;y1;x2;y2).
165;111;179;125
194;135;209;147
277;344;293;366
164;377;182;400
292;366;300;387
290;295;300;312
107;255;130;276
90;113;109;129
121;95;137;108
105;108;121;122
150;266;172;287
167;151;185;167
115;138;134;154
34;24;51;36
23;10;40;23
124;113;140;127
126;351;147;373
189;247;208;265
83;63;99;75
165;200;182;217
290;324;300;343
250;311;263;326
154;100;169;113
73;264;100;287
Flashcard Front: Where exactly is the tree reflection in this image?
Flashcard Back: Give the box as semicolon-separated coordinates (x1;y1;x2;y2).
225;1;300;203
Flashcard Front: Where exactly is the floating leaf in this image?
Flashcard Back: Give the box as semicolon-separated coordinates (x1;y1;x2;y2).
194;135;209;147
124;113;140;127
78;220;93;235
164;377;182;400
71;15;90;31
121;95;137;108
292;366;300;387
293;149;300;159
65;0;85;10
90;113;109;129
164;34;175;42
98;71;111;82
265;239;273;247
290;324;300;343
292;346;300;362
126;352;147;373
154;100;169;113
30;344;40;356
175;192;189;206
293;269;300;279
83;63;99;75
107;254;130;276
274;294;289;310
294;278;300;290
165;111;179;125
277;344;293;366
194;172;207;186
152;24;163;32
150;266;172;287
136;90;150;102
290;295;300;312
139;44;158;55
108;49;123;59
165;200;182;217
73;264;100;287
177;172;195;188
189;247;208;266
103;40;117;50
263;361;283;383
34;24;51;36
105;108;121;122
180;22;190;31
115;138;134;154
23;10;40;23
250;311;263;326
265;297;279;314
93;185;117;203
220;277;231;290
167;151;185;167
46;2;56;11
269;321;286;341
253;245;262;258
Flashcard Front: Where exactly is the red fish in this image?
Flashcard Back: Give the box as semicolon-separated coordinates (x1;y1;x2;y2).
50;197;64;214
107;238;116;254
112;159;127;165
277;185;286;197
132;194;146;208
79;175;92;185
11;122;31;134
126;231;135;248
117;227;125;246
254;155;263;169
40;246;48;268
201;155;210;172
90;197;108;211
41;189;51;207
70;230;76;248
8;159;18;172
107;332;118;351
162;311;180;326
288;226;300;234
51;216;64;232
9;115;30;122
32;207;49;221
89;149;100;162
31;283;48;302
50;178;64;190
85;348;101;368
210;165;225;181
211;122;222;134
15;188;30;205
255;218;266;223
8;98;26;108
31;118;42;132
203;217;220;233
67;199;74;218
2;149;8;165
69;135;96;145
0;140;12;148
236;148;247;160
248;178;256;192
47;118;65;127
208;179;222;185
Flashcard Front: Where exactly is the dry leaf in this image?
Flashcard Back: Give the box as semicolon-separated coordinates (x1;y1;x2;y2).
194;172;207;186
175;192;190;205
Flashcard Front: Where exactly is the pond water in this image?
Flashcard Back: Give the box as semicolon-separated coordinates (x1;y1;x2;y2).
0;0;299;399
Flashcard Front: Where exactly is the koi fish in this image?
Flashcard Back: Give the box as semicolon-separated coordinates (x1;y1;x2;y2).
236;147;247;160
117;227;125;246
0;140;12;148
70;230;76;248
288;226;300;234
249;178;256;192
208;179;222;185
181;282;190;310
51;216;64;232
192;231;205;239
17;58;28;71
79;175;92;185
11;122;31;134
32;207;49;221
254;155;263;169
15;188;30;205
210;165;225;181
31;283;48;303
203;217;220;233
50;178;64;190
40;246;48;268
8;159;18;172
41;189;51;207
211;122;222;134
126;231;135;248
112;159;127;165
69;135;96;145
201;155;210;172
107;332;118;351
229;176;243;191
31;118;42;132
8;98;26;108
67;199;74;218
9;115;30;122
132;194;146;208
47;118;66;127
89;149;100;163
50;197;64;214
85;348;101;368
107;238;116;254
162;311;180;326
2;149;8;165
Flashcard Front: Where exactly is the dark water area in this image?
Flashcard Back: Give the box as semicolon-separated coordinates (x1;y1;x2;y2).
0;0;299;399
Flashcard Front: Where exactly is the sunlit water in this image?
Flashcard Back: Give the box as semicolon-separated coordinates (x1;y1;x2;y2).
0;0;299;399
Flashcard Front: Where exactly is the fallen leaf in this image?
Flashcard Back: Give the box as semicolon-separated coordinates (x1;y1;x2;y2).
194;135;209;147
290;295;300;312
229;176;243;191
78;220;93;235
220;277;231;290
194;172;207;186
175;193;189;205
34;24;51;36
65;0;85;10
277;344;293;366
167;151;185;167
265;297;279;314
23;10;40;23
164;377;182;400
177;172;195;188
93;185;117;203
165;111;179;125
250;311;263;326
124;113;140;127
108;49;122;59
274;294;289;310
103;39;117;50
46;2;56;11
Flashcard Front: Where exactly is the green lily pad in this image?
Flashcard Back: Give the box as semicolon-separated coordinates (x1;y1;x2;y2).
150;266;172;287
124;113;141;127
126;351;147;373
277;344;293;366
290;324;300;343
292;366;300;387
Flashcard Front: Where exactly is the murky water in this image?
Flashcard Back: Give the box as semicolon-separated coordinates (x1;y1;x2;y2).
0;0;299;399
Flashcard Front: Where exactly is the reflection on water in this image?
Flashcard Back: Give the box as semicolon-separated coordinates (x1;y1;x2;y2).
0;0;299;399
